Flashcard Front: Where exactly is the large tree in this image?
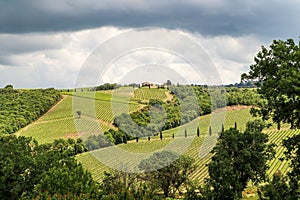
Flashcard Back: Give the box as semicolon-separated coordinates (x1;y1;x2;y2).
138;150;195;198
0;135;98;200
241;38;300;129
201;120;275;199
100;169;160;199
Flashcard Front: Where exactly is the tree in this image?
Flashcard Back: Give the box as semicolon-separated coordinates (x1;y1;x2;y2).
258;134;300;199
166;80;172;86
201;120;275;199
4;84;13;89
258;171;294;200
123;134;127;144
76;110;82;118
197;127;200;137
282;134;300;197
160;131;163;140
138;150;195;198
100;169;160;199
241;38;300;129
32;164;98;199
0;135;98;200
185;129;187;137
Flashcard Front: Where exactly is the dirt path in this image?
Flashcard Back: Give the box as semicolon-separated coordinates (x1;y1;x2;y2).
164;91;174;102
15;95;68;136
212;105;254;114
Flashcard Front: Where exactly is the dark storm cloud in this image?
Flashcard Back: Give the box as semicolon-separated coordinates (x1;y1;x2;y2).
0;0;299;39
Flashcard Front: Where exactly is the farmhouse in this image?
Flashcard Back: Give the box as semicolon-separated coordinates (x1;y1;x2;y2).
141;82;155;87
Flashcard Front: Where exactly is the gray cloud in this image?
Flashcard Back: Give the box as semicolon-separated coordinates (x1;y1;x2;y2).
0;0;299;39
1;0;300;88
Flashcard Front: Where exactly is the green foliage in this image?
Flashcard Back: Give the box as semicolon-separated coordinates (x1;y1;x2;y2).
84;130;130;151
0;135;98;200
51;138;87;155
258;172;294;200
114;105;166;138
225;88;262;106
282;134;300;196
4;84;13;89
94;83;120;91
116;86;259;137
77;108;255;183
0;88;61;134
260;134;300;199
100;170;160;200
85;134;112;150
201;120;275;199
242;38;300;129
259;134;300;199
138;150;196;198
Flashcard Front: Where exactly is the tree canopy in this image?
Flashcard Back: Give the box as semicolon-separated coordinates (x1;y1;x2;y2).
0;135;97;200
242;38;300;129
200;120;275;199
138;150;195;198
0;88;61;134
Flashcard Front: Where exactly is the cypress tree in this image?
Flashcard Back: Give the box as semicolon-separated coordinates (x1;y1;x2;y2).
197;127;200;137
185;129;187;137
123;135;127;144
160;131;163;140
209;126;212;136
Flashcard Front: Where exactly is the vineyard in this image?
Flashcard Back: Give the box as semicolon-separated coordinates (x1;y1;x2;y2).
77;122;299;186
18;89;166;143
77;108;254;181
131;88;169;101
14;87;299;195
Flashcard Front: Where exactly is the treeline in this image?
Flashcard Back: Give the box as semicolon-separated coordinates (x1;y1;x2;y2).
0;87;61;134
93;83;120;91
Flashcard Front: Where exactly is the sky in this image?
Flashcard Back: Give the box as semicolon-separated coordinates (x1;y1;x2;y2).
0;0;299;88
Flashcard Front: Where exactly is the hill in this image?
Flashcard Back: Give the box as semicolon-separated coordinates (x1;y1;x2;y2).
17;88;170;143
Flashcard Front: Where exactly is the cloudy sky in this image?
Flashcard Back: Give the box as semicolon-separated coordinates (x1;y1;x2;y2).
0;0;299;88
